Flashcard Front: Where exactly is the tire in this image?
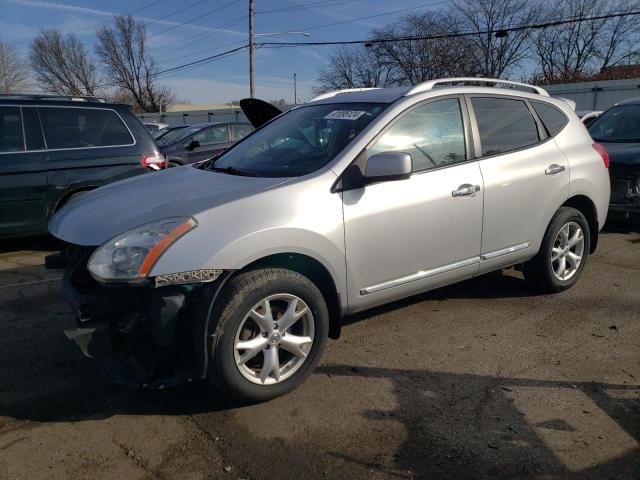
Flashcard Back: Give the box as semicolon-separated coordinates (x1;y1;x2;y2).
207;268;329;402
523;207;591;293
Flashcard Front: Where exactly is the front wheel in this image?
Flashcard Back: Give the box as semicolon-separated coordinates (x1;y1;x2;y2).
207;268;329;402
523;207;590;293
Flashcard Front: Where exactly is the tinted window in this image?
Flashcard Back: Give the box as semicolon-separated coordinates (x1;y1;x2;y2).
211;103;387;177
588;104;640;143
22;107;45;150
0;106;24;153
232;123;253;141
532;101;568;136
369;98;466;172
192;125;229;146
472;98;539;155
39;107;133;149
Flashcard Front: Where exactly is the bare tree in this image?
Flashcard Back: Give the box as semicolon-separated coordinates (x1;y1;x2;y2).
29;30;99;96
371;13;477;85
451;0;542;78
316;45;396;93
0;40;29;93
95;16;175;112
531;0;640;83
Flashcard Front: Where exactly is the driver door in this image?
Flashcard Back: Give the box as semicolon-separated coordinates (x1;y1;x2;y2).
342;96;484;311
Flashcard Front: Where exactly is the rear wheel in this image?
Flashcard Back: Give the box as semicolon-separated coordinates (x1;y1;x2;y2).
523;207;590;292
208;268;328;402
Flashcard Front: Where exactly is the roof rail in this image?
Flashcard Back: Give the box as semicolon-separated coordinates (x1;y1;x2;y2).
405;78;549;97
309;87;380;102
0;94;105;102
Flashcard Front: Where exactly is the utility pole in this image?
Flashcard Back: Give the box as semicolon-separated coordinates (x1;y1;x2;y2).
249;0;255;98
293;72;297;105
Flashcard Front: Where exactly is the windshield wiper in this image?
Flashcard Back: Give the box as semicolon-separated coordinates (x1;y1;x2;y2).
209;165;258;177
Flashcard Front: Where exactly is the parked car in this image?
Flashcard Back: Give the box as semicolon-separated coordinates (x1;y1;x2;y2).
588;98;640;221
159;122;253;165
143;122;169;133
0;94;163;239
48;78;609;402
578;110;602;127
153;125;187;140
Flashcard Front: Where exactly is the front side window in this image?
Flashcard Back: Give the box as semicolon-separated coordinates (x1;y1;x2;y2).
0;106;24;153
369;98;466;172
210;102;387;177
39;107;133;149
588;104;640;142
472;97;539;156
192;125;229;146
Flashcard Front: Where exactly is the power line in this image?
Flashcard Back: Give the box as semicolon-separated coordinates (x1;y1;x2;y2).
144;0;209;28
147;0;241;39
256;0;362;15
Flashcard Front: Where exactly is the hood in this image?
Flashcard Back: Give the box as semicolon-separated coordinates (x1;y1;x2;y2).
240;98;282;128
48;166;290;246
598;142;640;165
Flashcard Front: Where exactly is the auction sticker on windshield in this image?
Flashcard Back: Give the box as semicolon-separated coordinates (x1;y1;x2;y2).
324;110;367;121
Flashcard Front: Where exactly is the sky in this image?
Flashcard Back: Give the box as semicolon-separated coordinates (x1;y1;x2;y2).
0;0;448;104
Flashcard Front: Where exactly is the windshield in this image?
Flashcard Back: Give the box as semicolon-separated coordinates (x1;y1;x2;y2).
208;103;387;177
589;104;640;143
158;125;206;146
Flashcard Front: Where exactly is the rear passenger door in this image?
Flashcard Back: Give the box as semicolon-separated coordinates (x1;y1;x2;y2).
467;96;570;273
188;124;232;162
0;106;48;236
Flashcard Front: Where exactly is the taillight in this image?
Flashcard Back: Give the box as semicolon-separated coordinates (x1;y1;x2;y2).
141;153;167;170
592;143;609;168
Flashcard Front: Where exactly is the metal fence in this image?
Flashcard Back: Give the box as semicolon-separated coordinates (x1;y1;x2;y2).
545;78;640;111
137;108;248;126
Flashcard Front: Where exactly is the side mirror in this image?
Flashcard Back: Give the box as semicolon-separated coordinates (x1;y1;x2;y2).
185;139;200;151
364;152;412;182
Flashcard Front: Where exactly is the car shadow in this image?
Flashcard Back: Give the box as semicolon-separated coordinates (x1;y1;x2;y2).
0;235;62;254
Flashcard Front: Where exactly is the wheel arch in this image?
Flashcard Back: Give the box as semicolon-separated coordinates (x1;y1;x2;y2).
237;253;342;340
562;195;599;253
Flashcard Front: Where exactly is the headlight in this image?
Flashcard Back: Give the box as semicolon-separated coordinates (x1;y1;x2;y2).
88;217;197;283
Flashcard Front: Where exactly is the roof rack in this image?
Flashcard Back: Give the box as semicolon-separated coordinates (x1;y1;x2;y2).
0;94;105;103
405;78;549;97
309;87;380;102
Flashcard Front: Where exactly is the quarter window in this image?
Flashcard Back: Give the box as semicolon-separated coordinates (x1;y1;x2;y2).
471;97;539;156
532;101;568;136
0;106;24;153
39;107;133;149
369;98;466;172
192;125;229;146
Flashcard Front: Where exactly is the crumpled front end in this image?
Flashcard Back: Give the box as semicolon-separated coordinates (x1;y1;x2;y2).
609;163;640;218
53;244;227;389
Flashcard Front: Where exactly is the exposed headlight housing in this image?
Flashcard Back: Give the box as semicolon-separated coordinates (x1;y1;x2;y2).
88;217;197;283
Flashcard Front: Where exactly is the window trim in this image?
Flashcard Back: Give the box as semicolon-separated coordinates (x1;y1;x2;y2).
0;104;136;155
362;94;476;175
465;94;552;160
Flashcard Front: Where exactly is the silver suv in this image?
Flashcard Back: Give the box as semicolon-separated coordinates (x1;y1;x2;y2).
49;78;610;402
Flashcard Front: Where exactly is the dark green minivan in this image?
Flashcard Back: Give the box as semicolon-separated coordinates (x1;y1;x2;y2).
0;95;161;239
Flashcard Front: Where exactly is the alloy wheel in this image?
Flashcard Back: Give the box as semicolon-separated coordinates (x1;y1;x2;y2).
550;221;584;281
233;293;314;385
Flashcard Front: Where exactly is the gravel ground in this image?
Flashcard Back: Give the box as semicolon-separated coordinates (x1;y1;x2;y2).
0;232;638;480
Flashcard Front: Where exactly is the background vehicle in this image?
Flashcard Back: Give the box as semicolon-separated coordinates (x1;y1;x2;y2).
578;110;602;127
0;94;161;239
49;78;609;402
143;122;169;133
153;125;187;140
159;121;253;165
588;98;640;221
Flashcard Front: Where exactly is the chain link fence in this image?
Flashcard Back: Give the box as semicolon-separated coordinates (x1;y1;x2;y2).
137;108;248;126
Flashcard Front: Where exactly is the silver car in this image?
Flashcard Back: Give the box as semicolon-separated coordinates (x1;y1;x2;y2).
49;78;610;402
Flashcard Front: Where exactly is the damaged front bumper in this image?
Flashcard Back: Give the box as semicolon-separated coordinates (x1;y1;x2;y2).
609;164;640;218
51;244;228;389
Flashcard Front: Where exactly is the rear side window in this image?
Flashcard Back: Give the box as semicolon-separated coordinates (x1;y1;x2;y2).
192;125;229;146
532;101;568;136
471;97;539;156
232;123;252;141
39;107;134;149
0;106;24;153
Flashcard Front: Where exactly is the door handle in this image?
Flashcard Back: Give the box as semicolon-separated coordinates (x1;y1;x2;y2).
545;164;565;175
452;184;481;197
